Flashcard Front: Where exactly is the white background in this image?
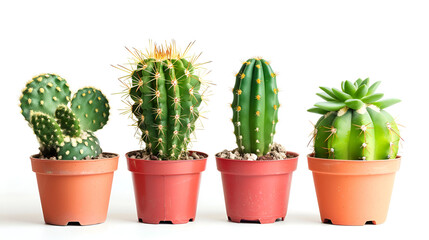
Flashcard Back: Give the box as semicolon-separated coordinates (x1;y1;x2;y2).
1;0;427;239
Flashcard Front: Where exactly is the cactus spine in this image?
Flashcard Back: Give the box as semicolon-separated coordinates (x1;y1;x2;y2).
20;73;109;160
231;58;279;156
309;78;401;160
119;41;209;160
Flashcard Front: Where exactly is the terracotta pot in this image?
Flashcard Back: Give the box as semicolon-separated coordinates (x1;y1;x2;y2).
31;153;119;226
307;154;401;225
216;152;299;224
126;151;207;224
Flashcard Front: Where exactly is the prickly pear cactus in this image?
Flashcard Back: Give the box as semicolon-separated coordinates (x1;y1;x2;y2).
117;41;209;160
231;58;279;156
308;78;401;160
20;73;109;160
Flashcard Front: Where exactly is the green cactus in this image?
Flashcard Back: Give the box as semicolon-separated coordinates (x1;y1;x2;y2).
20;73;71;121
308;78;401;160
20;73;109;160
118;41;208;160
231;58;279;156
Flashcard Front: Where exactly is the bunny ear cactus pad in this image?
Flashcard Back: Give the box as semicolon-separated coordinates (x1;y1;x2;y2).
20;73;71;121
20;73;109;160
57;131;102;160
308;78;401;160
118;41;209;160
232;58;279;156
71;87;110;131
30;112;64;157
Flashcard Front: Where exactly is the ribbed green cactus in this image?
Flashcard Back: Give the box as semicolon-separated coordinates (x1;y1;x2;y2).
118;41;208;160
20;73;109;160
308;78;401;160
231;58;279;156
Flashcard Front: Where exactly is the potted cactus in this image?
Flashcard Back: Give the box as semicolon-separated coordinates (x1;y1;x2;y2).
19;73;118;226
307;78;401;225
215;58;299;224
116;41;209;224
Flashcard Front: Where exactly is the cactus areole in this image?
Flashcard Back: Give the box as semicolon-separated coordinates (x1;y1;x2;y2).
231;58;279;157
308;78;401;160
19;73;110;160
118;41;209;160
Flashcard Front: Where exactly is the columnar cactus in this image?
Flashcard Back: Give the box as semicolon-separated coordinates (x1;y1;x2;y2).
308;78;401;160
118;41;209;160
20;73;109;160
231;58;279;156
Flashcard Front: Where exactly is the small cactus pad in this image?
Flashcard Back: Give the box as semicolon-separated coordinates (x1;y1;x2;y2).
231;58;279;156
20;73;71;121
118;41;209;160
57;131;102;160
30;112;64;157
309;78;401;160
55;105;81;138
71;87;110;131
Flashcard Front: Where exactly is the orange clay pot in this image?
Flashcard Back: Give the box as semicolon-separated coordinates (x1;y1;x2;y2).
126;151;207;224
307;154;401;226
216;152;299;224
31;153;119;226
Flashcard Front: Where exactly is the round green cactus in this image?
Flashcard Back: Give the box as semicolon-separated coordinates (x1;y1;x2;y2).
231;58;279;156
118;41;208;160
20;73;71;121
57;131;101;160
308;78;401;160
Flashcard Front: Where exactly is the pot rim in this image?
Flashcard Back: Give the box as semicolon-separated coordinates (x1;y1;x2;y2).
126;150;208;175
307;153;401;175
307;153;401;162
125;150;208;162
215;151;299;162
31;152;119;175
30;152;119;162
216;151;299;176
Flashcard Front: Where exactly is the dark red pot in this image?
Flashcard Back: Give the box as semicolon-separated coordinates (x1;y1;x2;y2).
126;151;207;224
216;152;298;224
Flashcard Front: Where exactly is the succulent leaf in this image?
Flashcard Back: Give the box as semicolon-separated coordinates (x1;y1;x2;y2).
308;107;329;115
316;92;336;101
344;80;357;96
319;87;338;100
372;98;401;109
332;88;352;101
361;93;384;103
314;101;346;111
367;81;381;95
345;99;365;110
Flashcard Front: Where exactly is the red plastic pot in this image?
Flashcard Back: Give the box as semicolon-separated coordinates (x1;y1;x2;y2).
31;153;119;226
216;152;299;224
308;154;401;225
126;151;207;224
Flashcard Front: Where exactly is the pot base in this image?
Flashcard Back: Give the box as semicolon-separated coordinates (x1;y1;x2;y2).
322;218;379;226
228;216;285;224
138;218;194;224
